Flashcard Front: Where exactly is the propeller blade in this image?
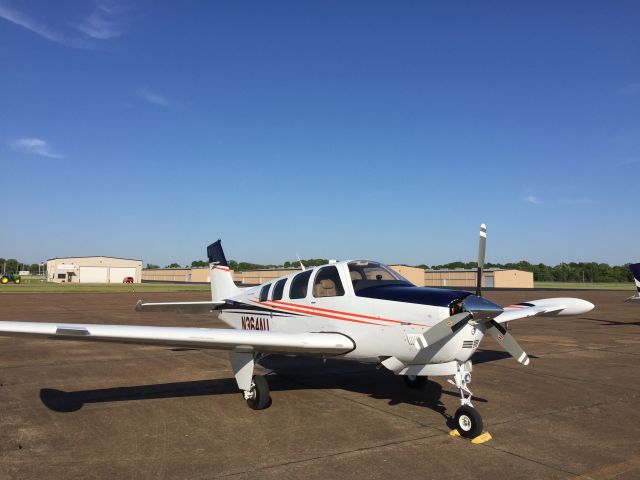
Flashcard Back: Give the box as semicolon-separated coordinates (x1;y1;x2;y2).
485;320;530;365
476;224;486;297
415;312;472;349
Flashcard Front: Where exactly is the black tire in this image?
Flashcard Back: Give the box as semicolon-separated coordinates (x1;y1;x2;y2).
454;405;483;438
246;375;271;410
0;276;8;285
403;375;428;389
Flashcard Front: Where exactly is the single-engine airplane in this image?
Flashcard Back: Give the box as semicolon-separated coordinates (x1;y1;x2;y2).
0;226;594;438
625;263;640;303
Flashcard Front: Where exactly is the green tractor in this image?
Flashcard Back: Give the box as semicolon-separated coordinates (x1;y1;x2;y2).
0;272;21;285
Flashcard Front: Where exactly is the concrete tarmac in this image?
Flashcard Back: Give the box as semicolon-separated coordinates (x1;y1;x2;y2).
0;290;638;479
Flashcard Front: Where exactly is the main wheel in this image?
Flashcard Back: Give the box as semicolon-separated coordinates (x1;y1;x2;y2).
0;276;8;284
403;375;428;389
246;375;271;410
454;405;483;438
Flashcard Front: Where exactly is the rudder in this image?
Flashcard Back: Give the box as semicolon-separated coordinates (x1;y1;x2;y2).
630;263;640;293
207;240;239;301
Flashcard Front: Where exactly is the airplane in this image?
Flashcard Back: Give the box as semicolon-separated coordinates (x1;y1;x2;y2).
625;263;640;303
0;225;594;439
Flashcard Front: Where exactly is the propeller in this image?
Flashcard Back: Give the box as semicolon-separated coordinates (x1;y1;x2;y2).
415;312;472;349
414;223;532;366
485;320;530;365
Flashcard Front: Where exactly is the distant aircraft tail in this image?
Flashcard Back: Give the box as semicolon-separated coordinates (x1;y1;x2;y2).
207;240;240;302
625;263;640;303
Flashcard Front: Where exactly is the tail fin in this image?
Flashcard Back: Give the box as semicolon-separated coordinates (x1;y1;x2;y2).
207;240;240;302
631;263;640;294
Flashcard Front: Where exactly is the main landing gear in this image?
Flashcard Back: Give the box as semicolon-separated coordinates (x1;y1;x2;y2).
244;375;271;410
449;361;483;438
229;351;272;410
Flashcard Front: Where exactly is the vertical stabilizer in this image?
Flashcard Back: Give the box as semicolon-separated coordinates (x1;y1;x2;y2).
207;240;239;301
626;263;640;303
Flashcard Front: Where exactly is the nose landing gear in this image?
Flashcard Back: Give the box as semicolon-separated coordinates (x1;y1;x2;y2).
449;361;483;438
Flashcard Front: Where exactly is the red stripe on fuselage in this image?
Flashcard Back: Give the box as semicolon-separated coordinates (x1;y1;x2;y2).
269;300;429;327
256;300;387;326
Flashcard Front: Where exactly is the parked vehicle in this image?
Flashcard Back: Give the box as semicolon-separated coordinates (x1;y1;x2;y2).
0;272;21;285
122;277;134;284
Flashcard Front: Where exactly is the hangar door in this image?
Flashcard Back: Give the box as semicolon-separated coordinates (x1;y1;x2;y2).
79;266;108;283
109;267;136;283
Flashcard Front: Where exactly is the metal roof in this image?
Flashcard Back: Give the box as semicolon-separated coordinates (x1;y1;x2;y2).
47;256;142;262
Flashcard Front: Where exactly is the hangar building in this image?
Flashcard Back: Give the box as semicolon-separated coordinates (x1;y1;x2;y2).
390;265;533;288
143;267;211;283
47;257;142;283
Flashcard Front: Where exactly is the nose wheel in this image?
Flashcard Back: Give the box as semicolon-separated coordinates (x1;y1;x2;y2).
454;405;483;438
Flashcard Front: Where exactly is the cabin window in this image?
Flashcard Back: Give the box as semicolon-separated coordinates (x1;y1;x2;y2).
272;278;287;300
289;270;312;299
313;266;345;297
259;283;271;302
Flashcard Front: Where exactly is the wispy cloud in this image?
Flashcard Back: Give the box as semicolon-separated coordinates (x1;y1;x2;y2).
523;195;542;205
11;138;64;158
0;2;128;49
73;4;126;40
0;4;89;48
619;82;640;96
137;88;170;107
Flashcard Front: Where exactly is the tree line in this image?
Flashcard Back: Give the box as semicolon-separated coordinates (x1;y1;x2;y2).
0;258;42;274
422;261;633;283
145;258;635;283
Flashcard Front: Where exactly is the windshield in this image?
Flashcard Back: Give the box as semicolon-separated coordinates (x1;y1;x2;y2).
348;261;412;293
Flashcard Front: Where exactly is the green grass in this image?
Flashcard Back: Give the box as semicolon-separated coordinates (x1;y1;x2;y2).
0;282;211;293
534;281;635;291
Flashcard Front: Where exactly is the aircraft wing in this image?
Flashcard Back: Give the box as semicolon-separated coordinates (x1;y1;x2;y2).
0;321;355;355
135;300;225;313
494;297;594;324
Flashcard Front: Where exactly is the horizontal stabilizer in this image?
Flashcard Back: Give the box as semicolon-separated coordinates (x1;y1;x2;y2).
0;321;355;355
135;300;224;314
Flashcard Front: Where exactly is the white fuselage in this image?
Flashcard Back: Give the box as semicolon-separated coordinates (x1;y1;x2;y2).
216;261;483;366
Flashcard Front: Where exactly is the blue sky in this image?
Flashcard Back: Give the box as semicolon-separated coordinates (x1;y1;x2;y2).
1;1;638;267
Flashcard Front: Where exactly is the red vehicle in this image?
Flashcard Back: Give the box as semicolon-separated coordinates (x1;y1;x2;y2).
122;276;134;284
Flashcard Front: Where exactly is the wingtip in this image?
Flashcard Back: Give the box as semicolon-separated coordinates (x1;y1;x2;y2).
134;300;143;312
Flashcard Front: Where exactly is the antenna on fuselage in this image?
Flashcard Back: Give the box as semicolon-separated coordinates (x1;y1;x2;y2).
296;253;306;270
476;224;487;297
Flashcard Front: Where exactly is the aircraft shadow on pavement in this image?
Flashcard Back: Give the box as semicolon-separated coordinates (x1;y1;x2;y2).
581;317;640;327
39;351;516;422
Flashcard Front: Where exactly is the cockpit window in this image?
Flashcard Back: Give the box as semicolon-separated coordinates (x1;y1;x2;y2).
348;261;412;294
